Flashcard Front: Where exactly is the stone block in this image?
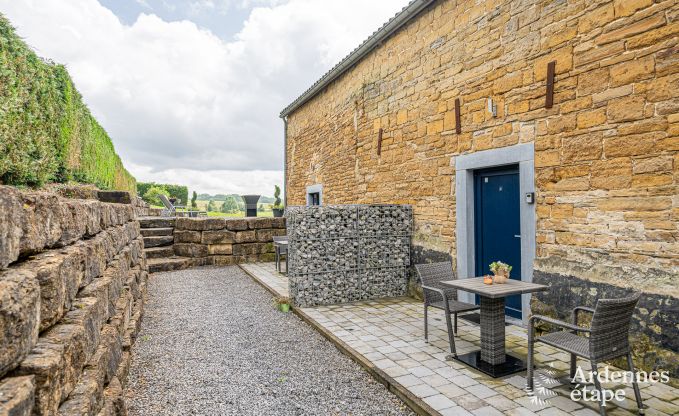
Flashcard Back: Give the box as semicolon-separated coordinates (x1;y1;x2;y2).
212;256;236;266
271;217;286;229
249;217;273;229
116;352;131;388
0;376;35;416
18;191;63;256
137;217;175;229
82;200;103;237
607;95;646;122
57;199;88;247
12;339;65;416
175;217;225;231
255;229;274;243
174;243;209;258
225;219;248;231
201;230;236;244
98;377;126;416
143;236;173;248
62;296;108;358
96;191;132;205
174;230;201;244
40;323;89;405
234;230;256;243
0;268;40;378
208;244;233;255
0;186;23;269
23;247;86;331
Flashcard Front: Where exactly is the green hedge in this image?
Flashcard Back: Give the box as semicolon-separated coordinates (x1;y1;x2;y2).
137;182;188;205
0;15;135;192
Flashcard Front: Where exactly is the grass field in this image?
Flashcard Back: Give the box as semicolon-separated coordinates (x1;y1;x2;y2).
151;200;275;217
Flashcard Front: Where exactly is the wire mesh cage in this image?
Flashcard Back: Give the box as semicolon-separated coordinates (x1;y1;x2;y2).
286;204;412;307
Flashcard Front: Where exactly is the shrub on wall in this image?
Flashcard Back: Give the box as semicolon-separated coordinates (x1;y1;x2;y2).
137;182;188;205
0;15;135;192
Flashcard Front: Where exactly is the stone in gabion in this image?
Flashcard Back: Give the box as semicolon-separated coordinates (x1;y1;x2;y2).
357;205;412;236
359;236;410;268
286;206;357;239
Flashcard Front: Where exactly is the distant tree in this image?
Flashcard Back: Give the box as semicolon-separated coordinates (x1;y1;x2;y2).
191;191;198;209
143;186;170;206
207;200;216;212
220;196;239;213
273;185;282;208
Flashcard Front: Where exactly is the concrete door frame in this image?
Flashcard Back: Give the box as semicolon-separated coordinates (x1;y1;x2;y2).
454;143;536;325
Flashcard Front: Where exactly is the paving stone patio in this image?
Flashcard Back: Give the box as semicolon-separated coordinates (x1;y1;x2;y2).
241;263;679;416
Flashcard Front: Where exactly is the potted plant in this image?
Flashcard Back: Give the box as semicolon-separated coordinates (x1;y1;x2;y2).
273;296;291;313
272;185;284;218
489;261;512;284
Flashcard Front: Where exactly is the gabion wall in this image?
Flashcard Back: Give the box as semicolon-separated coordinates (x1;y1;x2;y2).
286;205;412;307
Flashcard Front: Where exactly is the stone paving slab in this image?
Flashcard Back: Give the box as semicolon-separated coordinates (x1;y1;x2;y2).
243;263;679;416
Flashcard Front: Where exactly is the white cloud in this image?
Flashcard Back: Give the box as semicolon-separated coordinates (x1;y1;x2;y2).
0;0;410;195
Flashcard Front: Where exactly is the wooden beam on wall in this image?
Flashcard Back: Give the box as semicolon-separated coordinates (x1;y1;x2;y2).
454;99;461;134
545;61;556;109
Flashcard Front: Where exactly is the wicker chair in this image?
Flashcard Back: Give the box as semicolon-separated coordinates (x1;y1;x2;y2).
272;236;288;273
528;292;643;416
415;262;480;356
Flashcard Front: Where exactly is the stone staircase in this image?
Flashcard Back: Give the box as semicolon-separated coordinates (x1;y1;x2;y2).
139;217;190;273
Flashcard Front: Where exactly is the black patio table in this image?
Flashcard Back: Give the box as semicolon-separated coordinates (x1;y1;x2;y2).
441;277;548;377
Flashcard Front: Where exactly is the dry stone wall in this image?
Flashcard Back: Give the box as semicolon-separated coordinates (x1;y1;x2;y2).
285;0;678;375
173;217;286;266
0;186;148;416
286;205;412;307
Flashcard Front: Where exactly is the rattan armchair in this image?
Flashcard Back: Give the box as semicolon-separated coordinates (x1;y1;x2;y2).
415;262;480;356
527;292;644;416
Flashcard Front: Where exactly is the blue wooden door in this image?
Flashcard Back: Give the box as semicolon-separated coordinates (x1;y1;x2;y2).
474;165;522;319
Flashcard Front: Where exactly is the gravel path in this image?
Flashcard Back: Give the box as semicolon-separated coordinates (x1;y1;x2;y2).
126;266;413;416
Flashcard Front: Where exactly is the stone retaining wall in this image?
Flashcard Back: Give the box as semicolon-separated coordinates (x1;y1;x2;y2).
0;186;148;416
286;205;412;307
173;217;286;266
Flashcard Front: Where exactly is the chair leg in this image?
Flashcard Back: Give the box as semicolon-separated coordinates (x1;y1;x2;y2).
527;324;534;391
590;360;607;416
444;311;457;356
454;313;458;334
627;353;644;414
423;305;428;342
570;353;577;383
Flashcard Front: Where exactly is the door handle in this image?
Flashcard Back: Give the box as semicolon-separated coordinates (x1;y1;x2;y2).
514;235;521;238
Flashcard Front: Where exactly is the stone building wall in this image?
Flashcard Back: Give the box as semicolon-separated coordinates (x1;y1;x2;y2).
173;217;286;266
0;186;148;415
285;0;678;375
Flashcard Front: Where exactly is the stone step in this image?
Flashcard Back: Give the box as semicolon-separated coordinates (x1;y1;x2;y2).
148;257;190;273
140;227;174;237
143;236;174;248
144;246;175;259
138;217;176;229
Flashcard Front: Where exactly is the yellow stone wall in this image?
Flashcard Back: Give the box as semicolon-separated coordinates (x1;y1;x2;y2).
285;0;678;296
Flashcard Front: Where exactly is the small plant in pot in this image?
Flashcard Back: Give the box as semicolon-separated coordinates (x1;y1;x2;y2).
273;296;291;313
489;261;512;284
272;185;284;218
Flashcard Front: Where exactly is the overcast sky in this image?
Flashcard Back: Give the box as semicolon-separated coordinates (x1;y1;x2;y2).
0;0;410;196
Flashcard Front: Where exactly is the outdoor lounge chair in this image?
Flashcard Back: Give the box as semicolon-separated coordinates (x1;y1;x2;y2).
415;262;480;356
528;292;644;416
159;194;207;217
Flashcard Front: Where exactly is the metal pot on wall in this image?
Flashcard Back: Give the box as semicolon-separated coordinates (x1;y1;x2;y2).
241;195;261;217
272;208;284;217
